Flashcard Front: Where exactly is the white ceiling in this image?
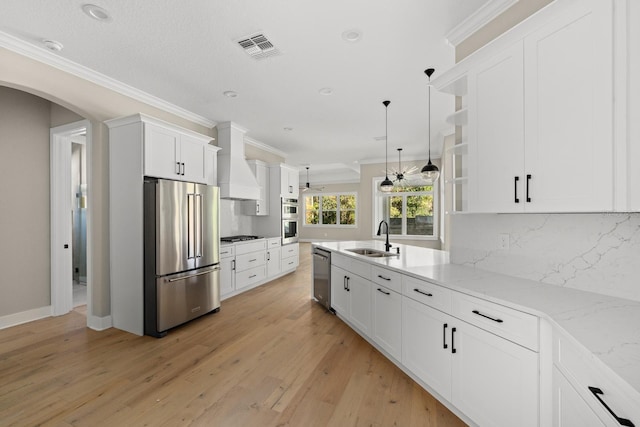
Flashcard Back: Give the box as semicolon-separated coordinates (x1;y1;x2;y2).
0;0;488;174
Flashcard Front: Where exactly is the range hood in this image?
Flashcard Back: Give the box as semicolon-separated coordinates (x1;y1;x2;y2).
216;122;260;200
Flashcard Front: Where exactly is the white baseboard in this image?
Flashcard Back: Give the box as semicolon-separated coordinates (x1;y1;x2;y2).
0;305;52;330
88;314;112;331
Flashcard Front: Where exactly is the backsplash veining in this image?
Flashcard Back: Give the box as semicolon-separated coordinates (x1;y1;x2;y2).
450;213;640;302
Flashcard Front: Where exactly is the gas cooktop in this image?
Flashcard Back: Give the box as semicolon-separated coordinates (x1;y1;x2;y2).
220;235;262;243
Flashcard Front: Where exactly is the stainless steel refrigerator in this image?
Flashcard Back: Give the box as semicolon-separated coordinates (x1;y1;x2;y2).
144;178;220;337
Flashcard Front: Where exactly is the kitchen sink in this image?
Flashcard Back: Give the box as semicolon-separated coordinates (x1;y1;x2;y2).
345;248;396;257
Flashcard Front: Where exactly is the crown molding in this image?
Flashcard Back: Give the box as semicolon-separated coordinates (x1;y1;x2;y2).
244;136;288;159
445;0;520;47
0;30;216;128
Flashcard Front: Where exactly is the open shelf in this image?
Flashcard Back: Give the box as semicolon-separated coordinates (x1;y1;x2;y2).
445;142;468;156
445;176;468;185
446;108;468;126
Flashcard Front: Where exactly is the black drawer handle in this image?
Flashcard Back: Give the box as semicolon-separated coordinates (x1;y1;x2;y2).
413;288;433;297
377;288;390;296
377;275;391;281
451;327;457;354
443;323;448;349
249;258;257;262
526;174;532;202
472;310;503;323
589;387;635;426
514;176;520;203
249;274;257;279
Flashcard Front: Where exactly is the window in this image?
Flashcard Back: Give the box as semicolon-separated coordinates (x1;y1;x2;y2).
373;179;437;239
304;193;357;227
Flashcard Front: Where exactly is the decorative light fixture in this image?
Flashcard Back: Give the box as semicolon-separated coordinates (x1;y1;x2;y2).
421;68;440;184
300;166;325;192
391;148;418;186
380;100;394;192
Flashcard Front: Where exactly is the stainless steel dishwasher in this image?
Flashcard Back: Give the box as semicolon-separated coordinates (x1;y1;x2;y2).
312;247;332;311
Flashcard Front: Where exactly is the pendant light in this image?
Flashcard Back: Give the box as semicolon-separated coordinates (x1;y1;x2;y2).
380;100;394;192
392;148;417;186
421;68;440;184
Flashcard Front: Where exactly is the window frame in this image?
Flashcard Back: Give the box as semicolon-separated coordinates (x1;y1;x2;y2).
302;192;358;228
372;177;438;241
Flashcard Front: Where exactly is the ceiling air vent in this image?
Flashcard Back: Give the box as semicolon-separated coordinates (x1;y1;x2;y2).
237;33;281;60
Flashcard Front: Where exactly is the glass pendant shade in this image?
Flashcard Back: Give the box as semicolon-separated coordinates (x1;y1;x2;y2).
380;176;394;192
421;160;440;184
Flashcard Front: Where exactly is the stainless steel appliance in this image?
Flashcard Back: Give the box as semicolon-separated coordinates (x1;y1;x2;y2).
313;247;332;311
281;198;299;245
144;178;220;337
220;235;261;243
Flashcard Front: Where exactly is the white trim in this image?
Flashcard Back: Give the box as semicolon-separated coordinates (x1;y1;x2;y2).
445;0;520;47
244;136;288;159
0;306;51;330
0;30;216;128
302;192;358;227
87;314;113;331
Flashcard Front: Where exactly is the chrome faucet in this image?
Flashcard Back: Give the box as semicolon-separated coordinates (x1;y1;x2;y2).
376;220;392;252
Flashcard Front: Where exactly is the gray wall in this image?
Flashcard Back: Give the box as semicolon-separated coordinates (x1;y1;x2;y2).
0;87;79;316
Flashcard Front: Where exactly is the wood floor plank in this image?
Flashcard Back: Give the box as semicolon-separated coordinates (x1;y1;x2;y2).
0;243;466;426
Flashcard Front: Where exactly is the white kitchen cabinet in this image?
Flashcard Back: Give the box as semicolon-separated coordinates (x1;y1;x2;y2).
330;258;372;337
204;144;221;186
243;160;269;215
372;284;402;361
281;243;299;272
234;240;267;291
552;367;606;427
272;164;299;198
468;41;525;213
219;246;236;298
266;243;281;278
143;122;210;184
331;265;350;316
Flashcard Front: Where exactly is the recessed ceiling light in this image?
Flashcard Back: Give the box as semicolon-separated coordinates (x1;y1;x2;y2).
342;29;362;43
284;127;293;131
42;39;63;52
223;91;238;98
318;87;333;96
82;4;112;22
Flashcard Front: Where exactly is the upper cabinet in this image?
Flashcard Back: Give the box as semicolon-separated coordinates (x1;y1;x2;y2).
273;164;299;198
243;160;269;215
436;0;624;213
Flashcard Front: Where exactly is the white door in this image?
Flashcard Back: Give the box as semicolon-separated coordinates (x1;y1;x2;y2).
330;265;350;316
372;285;402;360
552;367;606;427
348;274;372;336
402;297;452;400
179;134;206;183
523;0;613;212
143;123;180;180
219;257;235;297
266;247;281;278
450;322;538;427
468;41;525;213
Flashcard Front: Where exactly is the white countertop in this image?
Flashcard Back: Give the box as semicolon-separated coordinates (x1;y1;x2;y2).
313;240;640;397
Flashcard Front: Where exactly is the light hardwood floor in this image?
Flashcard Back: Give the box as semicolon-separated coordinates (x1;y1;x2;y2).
0;243;467;427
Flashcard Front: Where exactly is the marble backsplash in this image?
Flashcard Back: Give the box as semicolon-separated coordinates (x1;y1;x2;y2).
219;199;253;237
450;213;640;302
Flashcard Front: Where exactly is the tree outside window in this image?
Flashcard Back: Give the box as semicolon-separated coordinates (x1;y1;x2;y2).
303;193;357;227
375;180;436;239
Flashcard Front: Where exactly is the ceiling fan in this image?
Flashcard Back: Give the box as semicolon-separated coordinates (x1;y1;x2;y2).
300;166;325;192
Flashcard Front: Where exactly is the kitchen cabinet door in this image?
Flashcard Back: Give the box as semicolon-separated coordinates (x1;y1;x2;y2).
450;321;538;427
552;367;606;427
523;0;613;212
266;247;281;278
331;265;350;316
468;41;525;213
348;274;371;336
402;296;453;400
179;134;206;184
278;165;299;197
372;285;402;361
287;167;299;198
243;160;269;215
144;123;181;180
219;256;235;297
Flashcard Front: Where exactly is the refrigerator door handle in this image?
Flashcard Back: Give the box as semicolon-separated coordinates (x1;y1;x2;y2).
166;266;220;283
195;193;203;258
187;193;195;260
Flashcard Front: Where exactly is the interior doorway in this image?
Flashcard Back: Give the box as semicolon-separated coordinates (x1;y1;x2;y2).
50;120;92;320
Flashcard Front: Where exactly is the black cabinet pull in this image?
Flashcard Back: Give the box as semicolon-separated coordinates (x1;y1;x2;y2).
413;288;433;297
343;276;347;290
377;288;390;296
377;274;391;281
345;276;350;292
588;387;635;427
514;176;520;203
443;323;448;349
176;161;181;175
472;310;504;323
526;174;531;202
451;327;457;354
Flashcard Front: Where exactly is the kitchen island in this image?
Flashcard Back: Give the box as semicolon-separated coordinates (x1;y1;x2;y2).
313;240;640;427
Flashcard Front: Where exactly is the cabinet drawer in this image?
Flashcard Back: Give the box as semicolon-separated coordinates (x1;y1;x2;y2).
371;266;401;294
451;293;539;351
402;275;452;313
282;255;298;271
267;238;281;248
219;245;235;258
235;251;266;271
235;240;267;255
554;330;640;426
235;265;266;289
281;243;299;258
332;253;349;270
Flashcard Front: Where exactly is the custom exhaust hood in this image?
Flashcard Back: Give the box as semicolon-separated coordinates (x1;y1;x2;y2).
216;122;260;200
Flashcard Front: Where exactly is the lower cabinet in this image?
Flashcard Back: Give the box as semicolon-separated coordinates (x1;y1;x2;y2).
219;256;236;297
330;265;372;336
281;243;300;271
372;284;402;361
266;246;281;278
552;367;606;427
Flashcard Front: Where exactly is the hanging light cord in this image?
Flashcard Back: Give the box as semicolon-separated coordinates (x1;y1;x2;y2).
428;73;432;163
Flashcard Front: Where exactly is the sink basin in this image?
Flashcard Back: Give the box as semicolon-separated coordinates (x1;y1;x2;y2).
345;248;396;257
